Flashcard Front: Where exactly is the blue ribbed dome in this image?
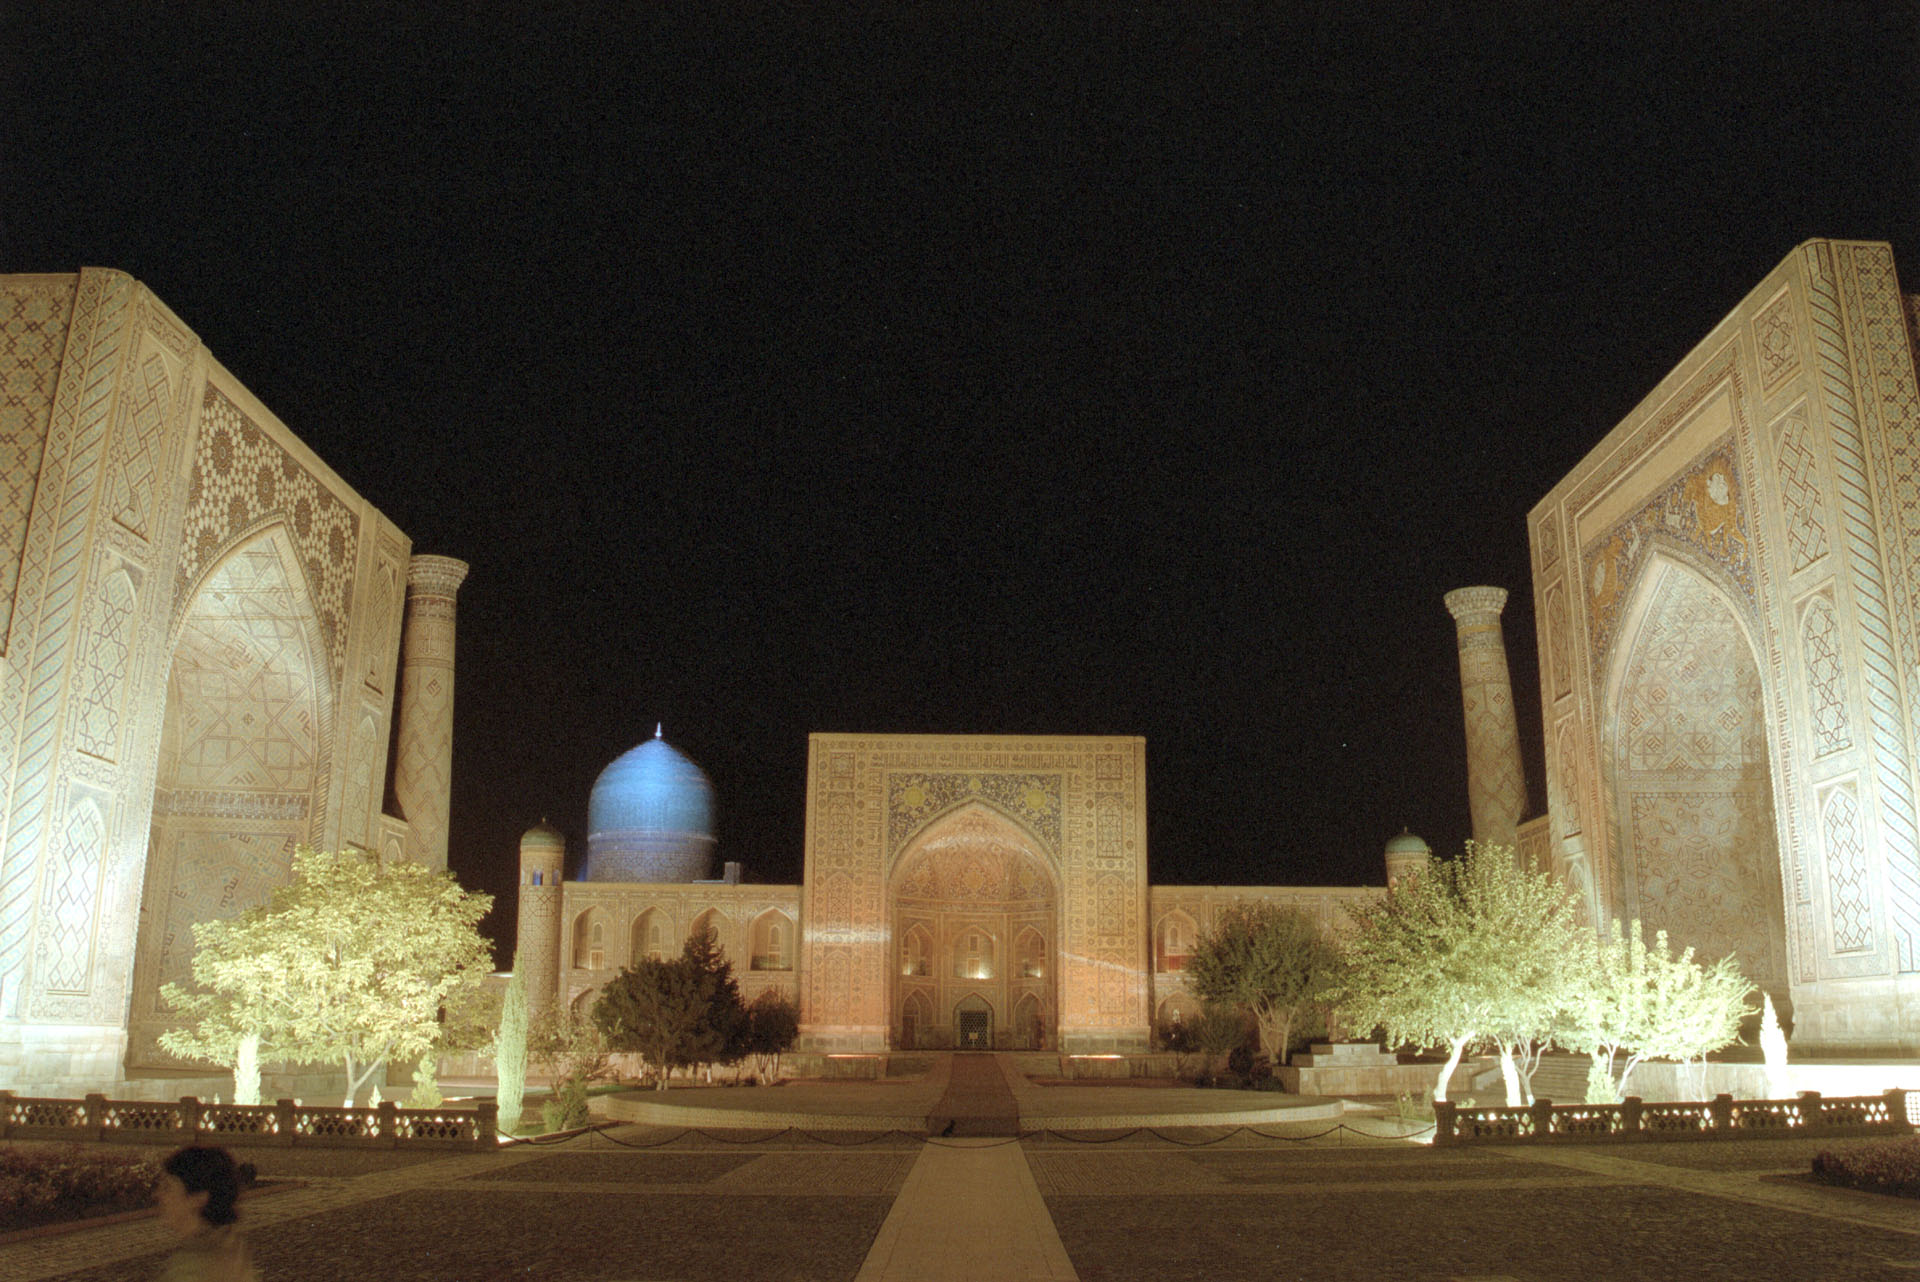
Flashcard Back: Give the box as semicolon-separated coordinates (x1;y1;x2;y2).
585;728;716;883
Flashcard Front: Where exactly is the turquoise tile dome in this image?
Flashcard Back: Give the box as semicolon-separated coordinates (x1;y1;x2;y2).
585;727;716;882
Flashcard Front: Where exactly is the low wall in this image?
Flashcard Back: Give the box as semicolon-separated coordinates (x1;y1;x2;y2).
0;1091;498;1151
1435;1090;1915;1147
1620;1059;1920;1102
1056;1053;1183;1079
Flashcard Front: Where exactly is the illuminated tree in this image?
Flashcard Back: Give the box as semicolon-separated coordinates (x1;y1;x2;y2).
1330;841;1583;1105
527;1001;609;1128
160;847;494;1106
1185;901;1338;1065
1556;919;1755;1102
494;963;530;1132
1624;929;1754;1097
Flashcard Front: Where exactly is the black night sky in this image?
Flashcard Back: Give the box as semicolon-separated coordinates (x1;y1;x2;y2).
7;5;1917;961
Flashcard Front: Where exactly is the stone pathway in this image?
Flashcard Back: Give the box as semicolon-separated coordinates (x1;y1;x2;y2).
924;1052;1020;1137
856;1138;1076;1281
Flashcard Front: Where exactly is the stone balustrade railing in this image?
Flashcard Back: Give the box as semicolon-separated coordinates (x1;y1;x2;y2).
0;1091;498;1151
1434;1089;1914;1146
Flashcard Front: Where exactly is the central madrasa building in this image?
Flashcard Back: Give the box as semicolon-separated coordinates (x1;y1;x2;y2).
515;730;1400;1054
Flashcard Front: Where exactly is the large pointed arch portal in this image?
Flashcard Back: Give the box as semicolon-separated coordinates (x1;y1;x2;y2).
1604;557;1788;1004
889;802;1058;1050
126;529;333;1068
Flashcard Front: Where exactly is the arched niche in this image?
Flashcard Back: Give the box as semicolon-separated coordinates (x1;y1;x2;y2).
572;908;607;970
1011;992;1044;1050
888;801;1058;1051
750;909;793;972
954;992;994;1051
688;907;731;961
1014;926;1047;980
899;989;932;1051
1155;910;1198;973
631;907;669;965
1155;992;1201;1033
1602;554;1789;1004
127;527;333;1069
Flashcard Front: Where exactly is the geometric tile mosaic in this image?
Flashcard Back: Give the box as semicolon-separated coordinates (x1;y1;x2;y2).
0;277;76;646
1821;784;1873;954
174;386;358;683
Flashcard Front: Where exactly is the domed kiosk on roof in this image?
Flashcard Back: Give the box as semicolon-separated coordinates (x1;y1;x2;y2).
585;726;716;882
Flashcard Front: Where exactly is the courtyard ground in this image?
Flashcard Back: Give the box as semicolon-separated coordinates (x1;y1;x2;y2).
5;1058;1916;1281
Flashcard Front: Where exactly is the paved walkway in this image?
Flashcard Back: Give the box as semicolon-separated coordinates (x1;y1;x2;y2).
925;1053;1021;1136
856;1138;1075;1281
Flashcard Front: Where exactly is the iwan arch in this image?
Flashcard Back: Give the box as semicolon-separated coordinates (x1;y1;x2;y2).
0;270;465;1092
1531;239;1920;1051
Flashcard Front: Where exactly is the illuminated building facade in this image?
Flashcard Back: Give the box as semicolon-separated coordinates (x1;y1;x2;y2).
1530;239;1920;1052
0;270;458;1093
522;732;1380;1053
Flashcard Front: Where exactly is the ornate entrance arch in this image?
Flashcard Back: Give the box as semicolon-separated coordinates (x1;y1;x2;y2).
889;802;1058;1051
1603;557;1788;1002
126;529;334;1068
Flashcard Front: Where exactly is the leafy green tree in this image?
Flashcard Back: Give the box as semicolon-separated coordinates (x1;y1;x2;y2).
494;963;530;1132
1184;901;1338;1066
406;1053;442;1108
157;926;302;1106
742;989;800;1081
1556;919;1756;1101
159;847;494;1106
1628;931;1754;1097
593;957;724;1090
681;924;747;1076
1558;919;1653;1103
1189;1002;1249;1083
528;1000;609;1126
1330;841;1584;1105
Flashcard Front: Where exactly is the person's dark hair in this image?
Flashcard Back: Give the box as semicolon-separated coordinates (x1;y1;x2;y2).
162;1146;243;1227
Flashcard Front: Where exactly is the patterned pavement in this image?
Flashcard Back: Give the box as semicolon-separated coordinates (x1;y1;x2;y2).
5;1125;1917;1280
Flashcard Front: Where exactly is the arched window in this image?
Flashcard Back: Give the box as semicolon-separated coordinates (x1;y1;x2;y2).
955;928;994;980
902;925;932;977
631;909;667;964
751;911;793;971
572;910;604;970
529;870;542;887
1016;928;1046;979
689;908;727;960
1157;912;1196;973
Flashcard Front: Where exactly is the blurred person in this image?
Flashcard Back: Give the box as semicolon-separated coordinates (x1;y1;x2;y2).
155;1146;260;1281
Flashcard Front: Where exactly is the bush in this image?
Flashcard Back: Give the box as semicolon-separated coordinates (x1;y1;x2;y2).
1585;1056;1620;1106
0;1146;160;1231
541;1074;591;1132
1810;1138;1920;1199
1393;1088;1436;1123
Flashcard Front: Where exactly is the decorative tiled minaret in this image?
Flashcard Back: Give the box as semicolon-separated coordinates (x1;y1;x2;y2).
392;555;468;868
1444;585;1526;850
516;823;565;1021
